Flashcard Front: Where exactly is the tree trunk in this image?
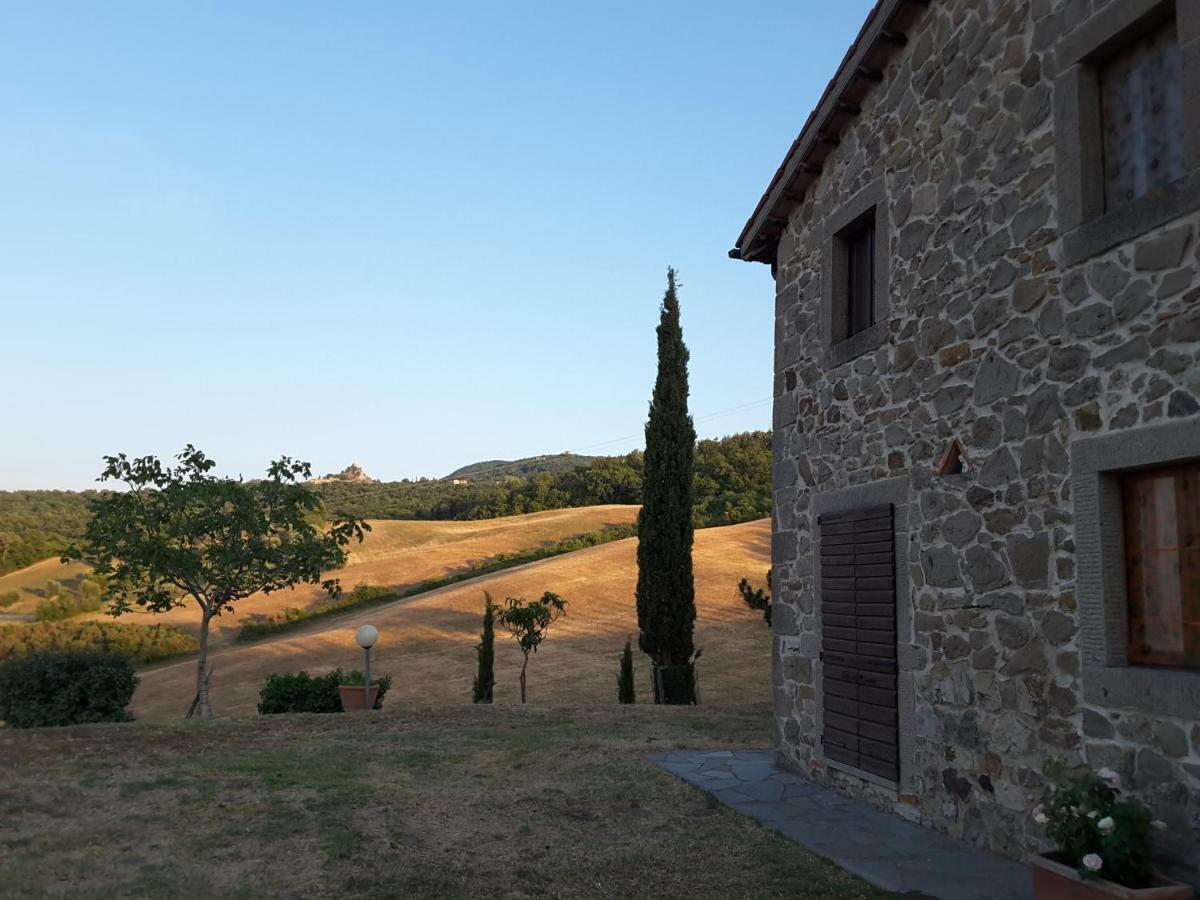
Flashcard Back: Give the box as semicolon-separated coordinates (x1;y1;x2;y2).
652;662;696;705
190;610;214;719
520;653;528;704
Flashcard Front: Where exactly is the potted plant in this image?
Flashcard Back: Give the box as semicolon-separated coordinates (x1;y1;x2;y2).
338;670;390;712
1029;765;1193;899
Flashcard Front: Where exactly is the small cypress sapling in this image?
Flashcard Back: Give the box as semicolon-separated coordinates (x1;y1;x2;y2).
617;638;635;704
472;591;496;704
737;568;772;627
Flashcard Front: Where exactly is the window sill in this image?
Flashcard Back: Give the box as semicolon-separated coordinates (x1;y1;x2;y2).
1082;664;1200;720
828;321;887;368
1062;170;1200;265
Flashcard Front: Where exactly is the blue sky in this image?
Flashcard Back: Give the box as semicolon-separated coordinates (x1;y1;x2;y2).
0;1;874;489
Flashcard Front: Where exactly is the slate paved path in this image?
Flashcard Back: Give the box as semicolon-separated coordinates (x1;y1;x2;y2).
646;750;1033;900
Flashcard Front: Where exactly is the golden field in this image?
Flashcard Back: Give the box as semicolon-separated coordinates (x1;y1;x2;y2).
132;517;772;719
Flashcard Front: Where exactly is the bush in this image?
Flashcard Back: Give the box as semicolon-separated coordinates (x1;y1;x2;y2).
0;590;19;608
258;669;343;714
33;592;103;622
0;621;197;664
1035;764;1161;887
0;650;138;727
737;569;772;627
258;668;390;714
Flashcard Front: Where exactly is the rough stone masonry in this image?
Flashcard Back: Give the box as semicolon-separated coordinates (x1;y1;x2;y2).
734;0;1200;887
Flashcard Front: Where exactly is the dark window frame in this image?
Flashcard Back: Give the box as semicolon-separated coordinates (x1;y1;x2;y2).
1072;419;1200;720
821;181;889;368
1054;0;1200;264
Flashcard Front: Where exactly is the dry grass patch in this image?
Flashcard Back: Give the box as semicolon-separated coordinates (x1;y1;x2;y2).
0;704;892;899
131;518;772;719
0;506;639;641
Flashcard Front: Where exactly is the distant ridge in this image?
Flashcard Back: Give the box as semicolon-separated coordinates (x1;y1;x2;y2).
444;453;597;483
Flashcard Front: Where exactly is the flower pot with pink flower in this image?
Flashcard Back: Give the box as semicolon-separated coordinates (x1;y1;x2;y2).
1028;764;1193;899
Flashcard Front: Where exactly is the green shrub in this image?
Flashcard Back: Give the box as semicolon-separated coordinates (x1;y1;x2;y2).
0;590;19;608
737;569;772;627
33;592;103;622
257;668;390;714
0;650;138;727
0;621;197;664
258;669;343;714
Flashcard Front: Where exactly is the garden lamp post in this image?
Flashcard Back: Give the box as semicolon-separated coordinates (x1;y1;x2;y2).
356;624;378;709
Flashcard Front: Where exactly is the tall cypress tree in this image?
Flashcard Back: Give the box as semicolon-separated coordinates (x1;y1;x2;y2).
472;592;495;703
636;268;697;704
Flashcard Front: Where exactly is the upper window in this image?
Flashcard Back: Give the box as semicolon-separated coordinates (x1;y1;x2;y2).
844;217;875;339
821;181;887;367
1053;0;1200;264
1100;20;1185;210
1122;461;1200;668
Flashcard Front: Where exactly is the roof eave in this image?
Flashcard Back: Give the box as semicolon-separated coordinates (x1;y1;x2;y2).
731;0;929;265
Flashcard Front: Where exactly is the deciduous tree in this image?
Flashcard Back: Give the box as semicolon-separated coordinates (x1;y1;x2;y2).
495;591;566;703
64;446;368;718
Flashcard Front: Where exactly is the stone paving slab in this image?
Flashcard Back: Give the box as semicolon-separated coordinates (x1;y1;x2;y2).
646;750;1033;900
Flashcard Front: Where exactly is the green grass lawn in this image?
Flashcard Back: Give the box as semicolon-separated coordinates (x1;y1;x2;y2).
0;703;893;899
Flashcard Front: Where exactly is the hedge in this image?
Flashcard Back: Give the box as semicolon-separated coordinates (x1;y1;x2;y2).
258;668;391;714
0;650;138;727
0;621;198;664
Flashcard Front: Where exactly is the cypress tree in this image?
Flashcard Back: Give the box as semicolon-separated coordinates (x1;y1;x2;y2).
636;268;697;704
617;638;636;704
472;592;495;703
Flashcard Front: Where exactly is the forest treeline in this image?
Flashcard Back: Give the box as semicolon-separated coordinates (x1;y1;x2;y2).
0;491;98;577
314;431;771;527
0;431;771;575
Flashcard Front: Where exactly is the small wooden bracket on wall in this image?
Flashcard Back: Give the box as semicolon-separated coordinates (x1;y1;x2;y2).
936;438;972;476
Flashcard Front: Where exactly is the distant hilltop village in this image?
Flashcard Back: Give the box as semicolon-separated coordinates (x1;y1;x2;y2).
308;463;377;485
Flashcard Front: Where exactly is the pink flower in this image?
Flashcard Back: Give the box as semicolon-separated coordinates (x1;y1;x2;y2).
1083;854;1103;872
1096;768;1121;790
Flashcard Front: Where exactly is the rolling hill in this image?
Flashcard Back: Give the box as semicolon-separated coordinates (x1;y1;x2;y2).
131;518;771;719
0;506;640;643
444;453;599;482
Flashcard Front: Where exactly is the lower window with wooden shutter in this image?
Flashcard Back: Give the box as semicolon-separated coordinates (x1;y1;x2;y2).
818;504;898;784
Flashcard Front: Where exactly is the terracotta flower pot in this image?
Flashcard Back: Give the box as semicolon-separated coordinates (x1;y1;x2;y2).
1029;853;1194;900
338;684;379;712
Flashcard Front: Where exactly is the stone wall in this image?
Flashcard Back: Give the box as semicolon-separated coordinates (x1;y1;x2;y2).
769;0;1200;884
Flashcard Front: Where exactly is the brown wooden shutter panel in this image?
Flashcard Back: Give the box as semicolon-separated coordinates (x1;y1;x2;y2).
819;504;898;783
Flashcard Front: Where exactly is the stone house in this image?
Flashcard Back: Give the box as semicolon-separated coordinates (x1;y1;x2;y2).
730;0;1200;884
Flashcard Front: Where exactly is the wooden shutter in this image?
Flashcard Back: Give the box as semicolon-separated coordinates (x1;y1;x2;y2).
1122;462;1200;668
818;504;898;783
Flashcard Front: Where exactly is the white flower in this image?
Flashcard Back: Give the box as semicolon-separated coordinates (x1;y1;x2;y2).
1096;768;1122;790
1152;820;1168;831
1087;809;1098;820
1083;853;1103;872
1034;812;1049;825
1097;816;1115;833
